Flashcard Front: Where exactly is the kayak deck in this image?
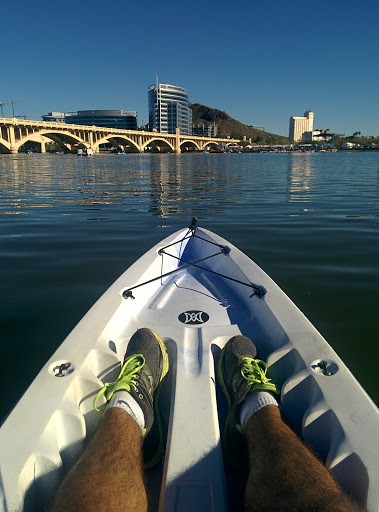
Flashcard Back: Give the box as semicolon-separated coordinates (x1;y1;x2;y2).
0;226;378;512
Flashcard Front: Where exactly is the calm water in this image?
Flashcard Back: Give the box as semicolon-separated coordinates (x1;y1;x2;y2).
0;152;378;422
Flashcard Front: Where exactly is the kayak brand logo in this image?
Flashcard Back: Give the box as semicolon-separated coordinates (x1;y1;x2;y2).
178;310;209;325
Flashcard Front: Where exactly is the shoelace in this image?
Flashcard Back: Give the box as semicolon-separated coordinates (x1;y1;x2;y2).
241;357;273;386
93;354;145;412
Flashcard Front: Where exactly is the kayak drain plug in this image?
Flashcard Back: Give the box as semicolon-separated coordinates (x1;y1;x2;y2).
317;361;332;375
54;363;71;377
311;359;338;376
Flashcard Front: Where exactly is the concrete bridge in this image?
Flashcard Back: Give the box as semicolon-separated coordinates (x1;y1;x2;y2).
0;118;239;154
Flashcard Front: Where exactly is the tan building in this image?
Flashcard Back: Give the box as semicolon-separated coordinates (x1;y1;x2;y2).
289;109;314;141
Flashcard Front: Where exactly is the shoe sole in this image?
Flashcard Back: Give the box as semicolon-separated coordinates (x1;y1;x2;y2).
144;329;169;469
217;343;234;442
217;339;250;470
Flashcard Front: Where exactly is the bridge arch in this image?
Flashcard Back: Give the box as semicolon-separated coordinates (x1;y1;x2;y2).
142;138;175;153
180;140;200;151
15;130;88;152
203;141;219;150
94;135;140;153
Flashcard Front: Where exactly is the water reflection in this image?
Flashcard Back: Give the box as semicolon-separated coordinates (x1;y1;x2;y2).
1;153;379;222
126;154;246;218
287;153;313;203
1;154;247;219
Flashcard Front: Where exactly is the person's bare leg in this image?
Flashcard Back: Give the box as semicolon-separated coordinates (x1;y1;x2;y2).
49;408;147;512
244;405;365;512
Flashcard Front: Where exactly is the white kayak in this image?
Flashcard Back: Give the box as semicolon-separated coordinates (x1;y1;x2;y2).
0;221;378;512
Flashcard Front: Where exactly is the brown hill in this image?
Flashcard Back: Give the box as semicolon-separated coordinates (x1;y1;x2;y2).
190;103;289;144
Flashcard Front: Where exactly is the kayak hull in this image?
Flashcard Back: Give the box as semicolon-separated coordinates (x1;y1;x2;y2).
0;226;378;512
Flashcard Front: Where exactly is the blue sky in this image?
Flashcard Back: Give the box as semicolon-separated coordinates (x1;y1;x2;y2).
1;0;378;137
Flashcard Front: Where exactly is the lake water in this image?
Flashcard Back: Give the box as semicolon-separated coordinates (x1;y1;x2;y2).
0;151;378;423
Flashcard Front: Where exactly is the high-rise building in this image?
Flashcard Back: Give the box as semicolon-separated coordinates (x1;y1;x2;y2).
289;110;314;141
148;82;192;135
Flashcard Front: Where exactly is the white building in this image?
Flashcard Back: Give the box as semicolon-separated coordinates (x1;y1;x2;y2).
289;109;314;141
42;112;67;123
304;129;334;142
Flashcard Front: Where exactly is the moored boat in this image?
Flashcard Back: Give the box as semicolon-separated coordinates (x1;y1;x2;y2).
0;220;378;512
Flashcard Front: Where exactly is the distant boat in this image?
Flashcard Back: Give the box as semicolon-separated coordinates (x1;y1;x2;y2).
78;148;93;156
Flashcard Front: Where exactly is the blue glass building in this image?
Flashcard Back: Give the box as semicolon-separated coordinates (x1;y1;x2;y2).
64;110;137;130
148;83;192;135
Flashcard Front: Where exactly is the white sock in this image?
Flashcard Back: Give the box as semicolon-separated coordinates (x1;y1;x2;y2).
240;390;279;428
106;390;145;432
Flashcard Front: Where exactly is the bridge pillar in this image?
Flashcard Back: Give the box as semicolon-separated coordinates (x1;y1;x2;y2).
40;140;46;153
89;132;98;153
175;128;181;154
138;135;143;153
9;125;17;153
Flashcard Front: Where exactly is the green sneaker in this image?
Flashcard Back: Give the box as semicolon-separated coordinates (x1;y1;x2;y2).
93;328;169;468
217;335;279;468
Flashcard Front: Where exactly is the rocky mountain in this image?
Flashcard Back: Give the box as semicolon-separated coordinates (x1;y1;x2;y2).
190;103;289;144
